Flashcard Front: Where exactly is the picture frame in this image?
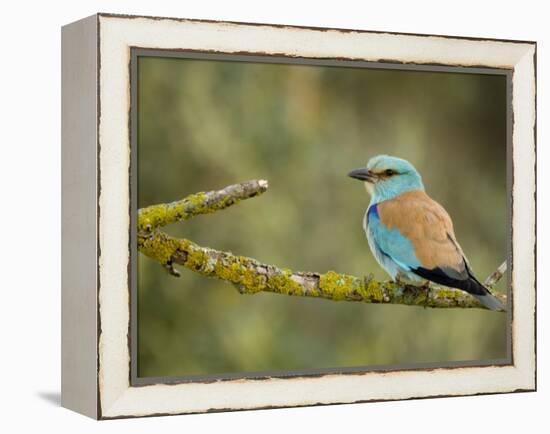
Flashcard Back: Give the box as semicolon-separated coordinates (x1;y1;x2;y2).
61;13;536;419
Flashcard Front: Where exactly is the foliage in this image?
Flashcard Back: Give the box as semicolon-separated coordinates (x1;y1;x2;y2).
137;56;507;378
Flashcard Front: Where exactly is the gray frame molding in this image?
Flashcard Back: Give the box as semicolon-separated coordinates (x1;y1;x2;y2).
61;13;536;420
129;48;514;387
61;14;99;419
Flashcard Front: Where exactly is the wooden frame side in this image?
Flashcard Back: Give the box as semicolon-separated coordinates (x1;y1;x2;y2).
87;13;535;419
61;14;99;419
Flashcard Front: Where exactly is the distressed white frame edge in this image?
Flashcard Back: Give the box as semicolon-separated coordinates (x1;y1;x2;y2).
93;14;535;419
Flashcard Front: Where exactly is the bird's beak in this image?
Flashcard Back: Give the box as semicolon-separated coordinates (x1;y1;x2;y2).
348;167;375;182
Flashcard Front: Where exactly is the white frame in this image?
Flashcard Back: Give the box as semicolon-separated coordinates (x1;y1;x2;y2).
61;13;536;419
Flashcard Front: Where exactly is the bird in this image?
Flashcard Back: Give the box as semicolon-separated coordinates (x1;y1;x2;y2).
348;154;504;311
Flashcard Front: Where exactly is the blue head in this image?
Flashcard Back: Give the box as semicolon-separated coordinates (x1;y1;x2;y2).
348;155;424;203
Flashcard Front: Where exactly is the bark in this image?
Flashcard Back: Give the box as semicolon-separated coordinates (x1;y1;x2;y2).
138;180;507;311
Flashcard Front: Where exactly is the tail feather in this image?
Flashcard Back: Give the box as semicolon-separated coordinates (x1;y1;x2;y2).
414;265;505;311
464;275;504;311
472;292;504;311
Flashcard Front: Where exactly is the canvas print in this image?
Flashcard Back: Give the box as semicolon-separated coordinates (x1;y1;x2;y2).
135;54;509;380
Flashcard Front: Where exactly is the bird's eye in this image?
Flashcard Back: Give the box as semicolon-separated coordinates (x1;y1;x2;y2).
384;169;396;176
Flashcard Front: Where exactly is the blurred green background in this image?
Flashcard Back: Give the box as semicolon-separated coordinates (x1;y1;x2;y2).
137;55;508;378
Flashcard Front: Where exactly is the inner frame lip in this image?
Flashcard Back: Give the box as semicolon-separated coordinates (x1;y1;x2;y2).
128;46;514;388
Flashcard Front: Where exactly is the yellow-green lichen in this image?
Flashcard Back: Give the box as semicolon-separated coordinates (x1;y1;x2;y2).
357;278;386;303
138;231;180;265
137;192;209;233
138;191;246;233
211;256;265;294
267;269;303;296
319;271;359;301
138;203;169;232
178;192;211;216
136;179;505;310
237;261;267;292
183;245;208;271
171;192;241;220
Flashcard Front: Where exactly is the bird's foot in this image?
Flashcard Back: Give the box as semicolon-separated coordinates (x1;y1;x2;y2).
394;276;405;288
363;273;374;288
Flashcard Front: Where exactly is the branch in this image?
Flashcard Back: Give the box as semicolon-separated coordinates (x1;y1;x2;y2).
138;179;269;232
484;260;507;288
138;180;507;311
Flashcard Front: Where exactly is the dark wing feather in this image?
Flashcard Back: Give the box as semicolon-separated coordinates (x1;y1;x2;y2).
414;262;485;296
413;262;504;311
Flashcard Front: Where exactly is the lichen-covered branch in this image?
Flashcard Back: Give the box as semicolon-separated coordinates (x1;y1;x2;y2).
138;179;269;232
138;180;507;311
